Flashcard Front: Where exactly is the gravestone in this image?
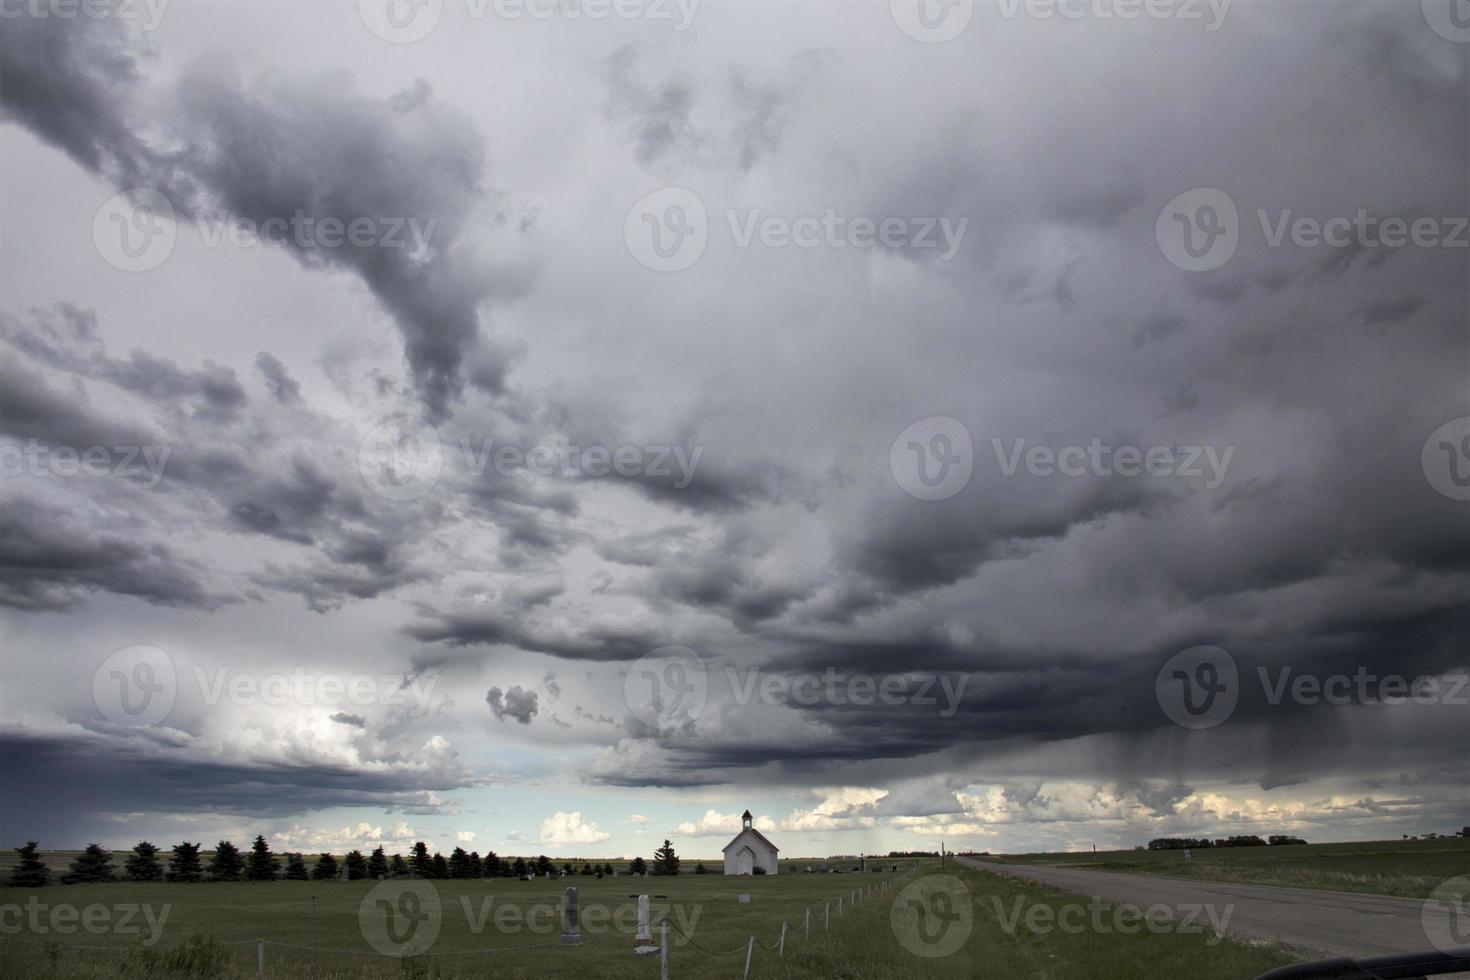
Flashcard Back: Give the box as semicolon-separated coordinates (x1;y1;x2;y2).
738;893;751;904
634;894;657;953
562;886;581;945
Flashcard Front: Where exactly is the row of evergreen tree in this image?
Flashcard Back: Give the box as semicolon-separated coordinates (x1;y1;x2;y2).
8;838;688;886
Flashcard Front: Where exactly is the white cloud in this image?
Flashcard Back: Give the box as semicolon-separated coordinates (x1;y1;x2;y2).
272;821;418;851
675;809;777;837
539;811;610;846
780;787;887;832
456;831;477;844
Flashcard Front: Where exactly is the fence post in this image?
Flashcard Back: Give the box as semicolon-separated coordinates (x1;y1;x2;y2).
825;903;830;930
742;936;755;980
804;907;810;942
779;921;786;957
256;939;264;977
660;918;669;980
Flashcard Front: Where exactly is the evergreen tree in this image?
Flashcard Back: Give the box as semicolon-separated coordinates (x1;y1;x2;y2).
468;852;484;877
8;842;50;888
344;850;367;881
367;846;389;879
562;862;574;876
63;843;115;884
283;854;309;881
602;862;614;877
653;840;680;877
482;851;501;877
124;842;165;883
245;835;279;882
208;841;243;882
535;854;553;876
410;842;433;878
312;853;339;880
448;847;472;879
512;856;529;877
695;862;707;875
630;857;647;876
390;854;409;877
581;863;594;876
168;842;204;883
432;853;449;879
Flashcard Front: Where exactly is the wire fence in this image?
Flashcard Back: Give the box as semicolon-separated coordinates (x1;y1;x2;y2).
0;866;918;978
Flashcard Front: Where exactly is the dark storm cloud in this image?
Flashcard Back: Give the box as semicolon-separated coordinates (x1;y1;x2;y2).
0;9;153;187
603;44;815;171
596;454;819;514
486;685;538;724
254;351;301;404
0;353;157;450
0;495;236;612
1362;293;1425;330
1;306;247;422
1047;181;1143;229
0;724;474;843
1131;312;1188;349
1;0;1466;841
595;525;698;566
407;610;666;664
0;20;530;422
0;305;461;615
833;475;1168;617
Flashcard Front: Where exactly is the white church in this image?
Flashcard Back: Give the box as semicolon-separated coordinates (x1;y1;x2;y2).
722;810;779;875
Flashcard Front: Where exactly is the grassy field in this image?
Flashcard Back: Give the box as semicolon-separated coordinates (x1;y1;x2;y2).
972;836;1470;900
0;858;1302;979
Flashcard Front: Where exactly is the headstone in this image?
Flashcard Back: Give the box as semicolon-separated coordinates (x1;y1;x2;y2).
634;894;657;952
738;893;751;904
562;887;581;945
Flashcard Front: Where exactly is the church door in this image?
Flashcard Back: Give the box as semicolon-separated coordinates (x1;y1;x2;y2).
737;848;753;875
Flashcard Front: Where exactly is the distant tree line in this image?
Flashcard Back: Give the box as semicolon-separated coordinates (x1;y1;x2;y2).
6;838;656;886
886;851;940;857
1146;834;1306;850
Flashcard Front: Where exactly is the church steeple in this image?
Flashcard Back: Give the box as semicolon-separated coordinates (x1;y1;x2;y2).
741;809;753;829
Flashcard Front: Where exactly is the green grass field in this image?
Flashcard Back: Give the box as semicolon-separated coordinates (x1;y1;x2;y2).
972;836;1470;900
0;858;1302;979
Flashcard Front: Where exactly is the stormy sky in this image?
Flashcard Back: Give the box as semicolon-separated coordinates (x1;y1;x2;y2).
0;0;1466;859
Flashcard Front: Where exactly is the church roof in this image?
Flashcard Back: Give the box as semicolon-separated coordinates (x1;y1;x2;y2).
722;825;779;854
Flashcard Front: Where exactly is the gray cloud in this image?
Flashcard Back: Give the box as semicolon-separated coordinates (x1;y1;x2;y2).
486;685;538;725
